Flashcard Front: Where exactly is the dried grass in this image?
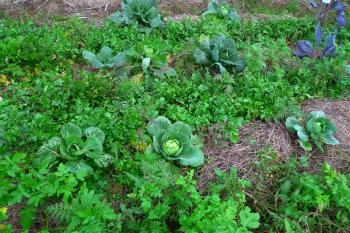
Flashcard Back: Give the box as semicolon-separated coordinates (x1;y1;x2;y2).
196;100;350;189
196;121;293;189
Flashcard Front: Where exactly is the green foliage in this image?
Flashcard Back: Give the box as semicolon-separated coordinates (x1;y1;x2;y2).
116;44;176;78
286;111;339;152
147;116;204;167
109;0;164;29
121;152;258;232
36;123;114;174
248;147;350;233
202;0;240;22
193;34;246;74
47;185;120;233
1;10;350;233
275;163;350;232
82;46;125;69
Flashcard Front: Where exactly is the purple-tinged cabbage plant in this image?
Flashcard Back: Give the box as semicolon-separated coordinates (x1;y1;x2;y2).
295;0;347;58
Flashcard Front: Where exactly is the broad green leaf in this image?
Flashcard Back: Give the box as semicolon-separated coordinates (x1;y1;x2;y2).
109;12;123;24
83;136;104;154
110;52;126;68
239;207;260;229
149;16;164;28
37;137;62;163
147;116;172;137
84;127;105;143
65;160;93;173
169;121;192;137
297;128;309;142
82;51;105;68
142;57;151;71
164;67;177;77
152;135;162;153
310;111;325;118
178;146;204;167
323;134;340;145
285;116;300;132
193;49;209;65
61;123;82;140
93;154;114;168
97;46;113;62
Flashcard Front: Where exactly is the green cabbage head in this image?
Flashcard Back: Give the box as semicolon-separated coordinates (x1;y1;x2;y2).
147;116;204;167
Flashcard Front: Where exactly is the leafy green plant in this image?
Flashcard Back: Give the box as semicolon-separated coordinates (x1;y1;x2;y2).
82;46;125;69
202;0;240;22
122;152;259;232
47;185;120;233
109;0;164;29
286;111;339;152
276;163;350;232
147;116;204;167
193;34;246;74
115;44;176;78
294;0;347;58
36;123;114;174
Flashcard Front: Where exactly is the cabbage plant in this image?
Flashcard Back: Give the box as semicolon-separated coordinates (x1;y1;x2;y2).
82;46;125;69
202;0;239;22
115;45;176;78
147;116;204;167
109;0;164;28
295;0;347;58
35;123;114;174
193;34;246;74
286;111;339;152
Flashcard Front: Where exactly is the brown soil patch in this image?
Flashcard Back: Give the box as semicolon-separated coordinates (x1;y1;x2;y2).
197;100;350;188
196;121;293;189
1;0;302;19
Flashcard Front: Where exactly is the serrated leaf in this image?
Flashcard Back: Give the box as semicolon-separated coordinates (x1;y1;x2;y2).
239;207;260;229
19;207;36;231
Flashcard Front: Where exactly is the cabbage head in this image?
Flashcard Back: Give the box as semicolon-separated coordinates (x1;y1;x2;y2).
147;116;204;167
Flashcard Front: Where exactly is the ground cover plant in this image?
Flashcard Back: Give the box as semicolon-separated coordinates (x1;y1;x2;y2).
1;0;350;232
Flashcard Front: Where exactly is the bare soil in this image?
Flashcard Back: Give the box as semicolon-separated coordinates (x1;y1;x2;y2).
1;0;301;19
